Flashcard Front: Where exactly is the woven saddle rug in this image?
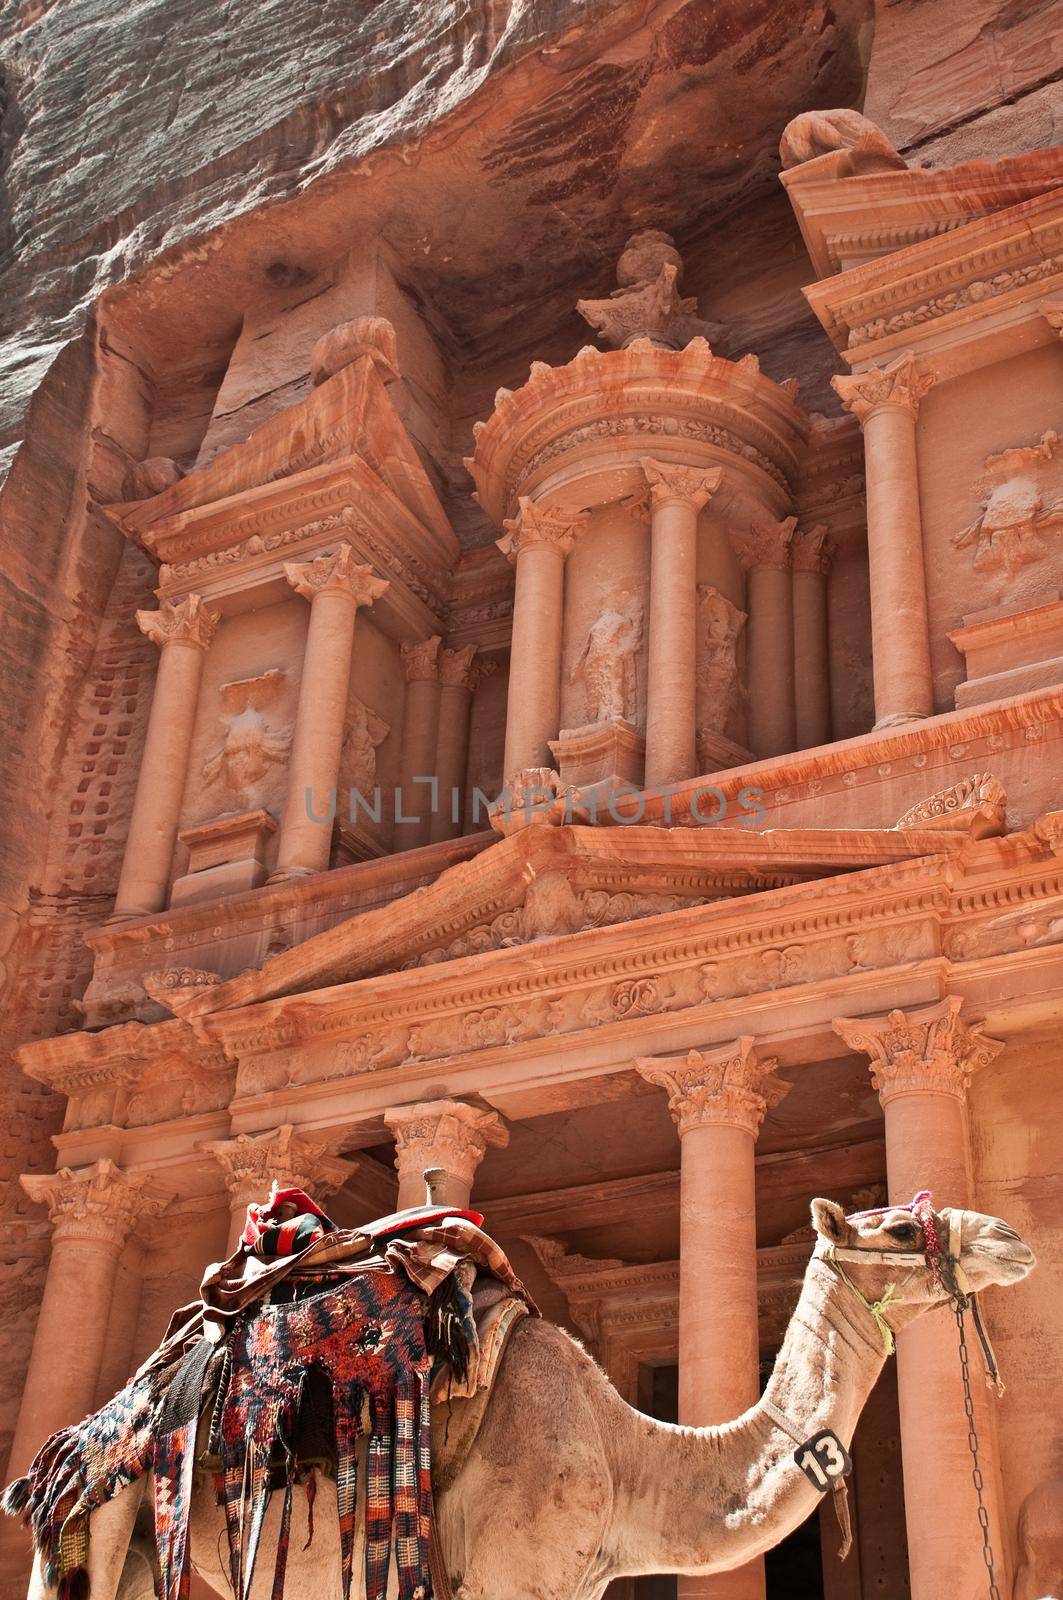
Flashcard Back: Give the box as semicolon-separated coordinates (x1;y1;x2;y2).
6;1268;436;1600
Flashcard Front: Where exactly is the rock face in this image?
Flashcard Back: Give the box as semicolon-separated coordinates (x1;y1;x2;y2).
0;0;1054;1516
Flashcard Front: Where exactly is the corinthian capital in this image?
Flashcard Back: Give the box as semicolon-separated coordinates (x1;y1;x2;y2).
21;1159;169;1246
833;996;1003;1106
283;542;389;607
497;498;588;563
791;524;833;575
385;1099;509;1194
400;635;442;684
832;352;935;425
739;515;798;571
641;458;723;512
136;593;220;652
438;644;480;691
636;1040;789;1138
201;1124;355;1210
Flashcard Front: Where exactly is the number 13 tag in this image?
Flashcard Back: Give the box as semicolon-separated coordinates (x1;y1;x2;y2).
794;1430;852;1493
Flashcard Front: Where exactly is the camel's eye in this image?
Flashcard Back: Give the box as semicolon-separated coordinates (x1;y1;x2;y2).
886;1220;919;1243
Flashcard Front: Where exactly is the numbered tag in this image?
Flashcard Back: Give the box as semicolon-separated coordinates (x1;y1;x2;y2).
794;1430;852;1493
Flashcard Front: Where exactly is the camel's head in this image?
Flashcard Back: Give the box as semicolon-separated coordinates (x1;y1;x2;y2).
810;1193;1036;1311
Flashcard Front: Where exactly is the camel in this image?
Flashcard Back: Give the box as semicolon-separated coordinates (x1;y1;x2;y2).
21;1196;1035;1600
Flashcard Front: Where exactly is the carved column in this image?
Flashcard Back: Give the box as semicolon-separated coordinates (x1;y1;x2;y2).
112;595;219;919
832;353;936;729
791;524;833;750
430;647;492;844
741;516;797;759
385;1099;509;1210
273;544;389;879
7;1162;167;1475
395;636;443;851
203;1124;356;1251
637;1042;789;1600
641;460;722;788
497;498;587;786
833;998;1009;1600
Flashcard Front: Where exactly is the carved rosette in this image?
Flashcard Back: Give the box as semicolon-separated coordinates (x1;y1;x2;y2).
400;635;442;685
202;1124;355;1212
833;996;1004;1106
21;1158;168;1247
497;498;588;563
385;1099;509;1193
791;524;833;575
136;593;220;652
283;542;390;608
641;458;723;513
739;515;798;571
636;1039;789;1138
832;352;936;426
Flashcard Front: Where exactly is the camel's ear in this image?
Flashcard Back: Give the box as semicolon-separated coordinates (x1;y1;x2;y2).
811;1198;851;1246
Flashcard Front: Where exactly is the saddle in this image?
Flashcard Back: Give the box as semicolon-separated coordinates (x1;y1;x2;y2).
4;1178;535;1600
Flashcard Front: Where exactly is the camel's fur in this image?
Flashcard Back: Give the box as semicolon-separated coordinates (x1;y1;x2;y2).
21;1200;1036;1599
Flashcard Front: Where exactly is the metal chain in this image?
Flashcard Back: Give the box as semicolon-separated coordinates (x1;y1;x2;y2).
954;1301;1002;1600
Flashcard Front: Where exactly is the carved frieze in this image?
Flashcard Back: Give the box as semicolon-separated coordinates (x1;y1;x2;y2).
895;774;1006;835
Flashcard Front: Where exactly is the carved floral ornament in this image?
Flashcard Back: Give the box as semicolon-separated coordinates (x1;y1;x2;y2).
283;541;390;608
384;1100;509;1187
201;1124;354;1203
496;498;589;562
833;996;1004;1105
640;457;722;512
636;1039;789;1138
136;592;220;652
20;1158;168;1245
831;352;935;426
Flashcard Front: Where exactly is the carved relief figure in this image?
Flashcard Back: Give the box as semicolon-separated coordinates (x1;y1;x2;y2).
951;430;1063;583
570;590;644;725
341;696;390;794
696;586;746;737
203;669;291;801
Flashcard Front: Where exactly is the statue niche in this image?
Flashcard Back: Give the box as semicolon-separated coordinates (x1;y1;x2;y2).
569;590;644;728
696;585;746;741
202;669;292;805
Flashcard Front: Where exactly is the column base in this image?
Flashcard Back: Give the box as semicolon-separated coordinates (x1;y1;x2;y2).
873;710;930;731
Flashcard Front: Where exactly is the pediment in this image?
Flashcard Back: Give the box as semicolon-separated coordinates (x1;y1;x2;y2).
165;819;971;1022
781;146;1063;282
108;355;457;567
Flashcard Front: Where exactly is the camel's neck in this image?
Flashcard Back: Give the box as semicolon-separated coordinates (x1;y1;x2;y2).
607;1256;893;1579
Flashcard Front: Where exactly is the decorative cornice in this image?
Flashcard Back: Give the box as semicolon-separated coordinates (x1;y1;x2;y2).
832;352;935;425
401;635;443;684
833;995;1004;1105
136;593;220;652
496;498;588;562
640;458;723;512
739;515;798;571
791;523;833;575
384;1099;509;1189
283;542;389;607
201;1124;354;1205
636;1039;789;1137
20;1159;168;1245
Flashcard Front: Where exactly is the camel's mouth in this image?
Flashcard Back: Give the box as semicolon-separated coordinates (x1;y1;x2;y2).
971;1241;1036;1283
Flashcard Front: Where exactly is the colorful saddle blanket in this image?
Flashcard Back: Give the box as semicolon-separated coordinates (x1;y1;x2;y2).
7;1271;436;1600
